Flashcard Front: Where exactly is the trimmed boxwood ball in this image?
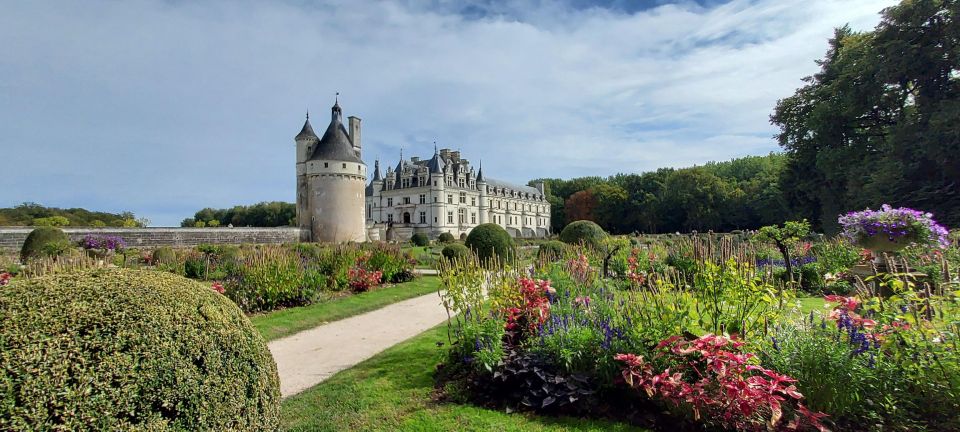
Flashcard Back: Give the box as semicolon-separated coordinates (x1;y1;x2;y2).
559;220;607;247
442;243;472;261
537;240;568;261
465;223;514;263
411;232;430;247
438;232;456;244
0;269;281;431
19;226;69;262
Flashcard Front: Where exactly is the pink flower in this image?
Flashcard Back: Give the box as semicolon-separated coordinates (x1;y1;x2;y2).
211;282;225;294
0;272;11;286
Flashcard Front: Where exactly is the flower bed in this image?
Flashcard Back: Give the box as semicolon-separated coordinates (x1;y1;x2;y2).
436;228;960;430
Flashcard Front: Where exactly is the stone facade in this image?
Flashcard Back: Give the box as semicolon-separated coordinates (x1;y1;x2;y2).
0;227;304;251
365;148;550;240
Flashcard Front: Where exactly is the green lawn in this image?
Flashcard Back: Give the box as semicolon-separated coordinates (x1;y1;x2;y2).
281;324;646;432
251;276;441;341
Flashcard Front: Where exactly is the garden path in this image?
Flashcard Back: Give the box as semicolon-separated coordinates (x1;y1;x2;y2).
268;290;448;398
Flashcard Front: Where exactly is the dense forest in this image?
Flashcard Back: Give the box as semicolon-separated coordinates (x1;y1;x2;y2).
539;0;958;235
534;153;789;234
0;203;146;227
180;201;296;227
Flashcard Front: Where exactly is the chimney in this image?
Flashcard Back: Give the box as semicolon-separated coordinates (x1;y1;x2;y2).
348;116;362;156
411;156;420;163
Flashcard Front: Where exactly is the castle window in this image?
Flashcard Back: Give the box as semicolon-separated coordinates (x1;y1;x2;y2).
434;217;438;223
471;213;476;224
447;211;453;224
358;165;361;172
447;194;453;204
342;163;347;168
403;197;411;205
387;198;393;207
419;212;426;224
434;196;438;203
324;162;329;168
419;194;426;204
388;214;394;223
459;192;466;204
458;208;466;224
471;197;476;206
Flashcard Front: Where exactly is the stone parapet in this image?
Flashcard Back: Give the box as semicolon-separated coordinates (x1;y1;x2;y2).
0;227;306;251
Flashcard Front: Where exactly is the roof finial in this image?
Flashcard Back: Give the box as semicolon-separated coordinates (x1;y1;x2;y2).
306;110;309;120
400;148;403;160
335;91;339;104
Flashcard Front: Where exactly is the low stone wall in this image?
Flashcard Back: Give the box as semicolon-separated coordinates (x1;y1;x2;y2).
0;227;306;251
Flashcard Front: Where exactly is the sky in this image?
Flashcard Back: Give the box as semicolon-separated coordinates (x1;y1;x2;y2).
0;0;898;226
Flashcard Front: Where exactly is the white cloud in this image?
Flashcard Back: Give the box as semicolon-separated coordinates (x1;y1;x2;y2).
0;0;897;225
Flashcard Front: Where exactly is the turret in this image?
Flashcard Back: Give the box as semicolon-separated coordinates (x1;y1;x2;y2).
349;116;362;157
297;96;368;243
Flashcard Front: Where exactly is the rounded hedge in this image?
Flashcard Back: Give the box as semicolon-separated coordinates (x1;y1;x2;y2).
537;240;568;261
438;232;456;244
411;232;430;247
559;220;607;247
441;243;472;261
19;226;70;262
0;269;280;431
152;246;176;264
465;223;514;263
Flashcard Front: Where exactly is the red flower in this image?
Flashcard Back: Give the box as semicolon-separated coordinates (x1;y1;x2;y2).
0;272;11;286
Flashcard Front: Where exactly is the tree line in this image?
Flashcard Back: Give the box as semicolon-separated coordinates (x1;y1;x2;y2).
181;201;295;228
0;202;147;227
536;0;958;235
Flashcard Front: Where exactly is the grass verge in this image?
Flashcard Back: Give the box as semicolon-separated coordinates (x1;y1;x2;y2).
280;324;646;432
251;276;441;341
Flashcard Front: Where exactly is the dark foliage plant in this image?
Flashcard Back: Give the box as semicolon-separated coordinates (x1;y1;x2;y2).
438;232;456;243
442;243;471;261
537;240;568;262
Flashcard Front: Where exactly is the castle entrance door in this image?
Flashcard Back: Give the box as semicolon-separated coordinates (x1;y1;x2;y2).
403;212;411;224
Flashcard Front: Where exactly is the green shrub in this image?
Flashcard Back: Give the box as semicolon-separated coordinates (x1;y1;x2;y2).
183;252;207;279
411;233;430;247
442;243;472;261
559;220;607;247
438;232;456;243
152;246;176;264
465;224;514;263
19;227;70;262
0;269;280;431
537;240;568;262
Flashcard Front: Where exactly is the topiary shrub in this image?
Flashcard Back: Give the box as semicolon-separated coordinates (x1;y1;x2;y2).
0;268;280;431
537;240;568;262
442;243;472;261
152;246;176;264
438;232;456;244
465;223;514;263
19;226;70;262
411;233;430;247
559;220;607;247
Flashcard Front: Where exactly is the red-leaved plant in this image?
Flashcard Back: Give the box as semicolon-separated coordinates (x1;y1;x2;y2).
0;272;11;286
505;278;552;335
616;334;830;431
348;252;383;292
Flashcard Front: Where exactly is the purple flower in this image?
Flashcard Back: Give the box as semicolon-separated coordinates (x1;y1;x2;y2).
838;204;950;248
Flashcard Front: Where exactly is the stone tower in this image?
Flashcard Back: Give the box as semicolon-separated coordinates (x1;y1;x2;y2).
295;98;367;242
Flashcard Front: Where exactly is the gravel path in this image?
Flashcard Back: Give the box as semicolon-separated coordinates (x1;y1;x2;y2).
268;291;448;398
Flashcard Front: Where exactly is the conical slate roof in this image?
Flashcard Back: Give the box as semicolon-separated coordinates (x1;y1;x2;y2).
426;149;446;174
308;102;363;164
295;116;317;141
372;160;383;181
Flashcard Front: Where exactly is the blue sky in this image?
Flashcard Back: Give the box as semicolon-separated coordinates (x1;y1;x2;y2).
0;0;896;226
